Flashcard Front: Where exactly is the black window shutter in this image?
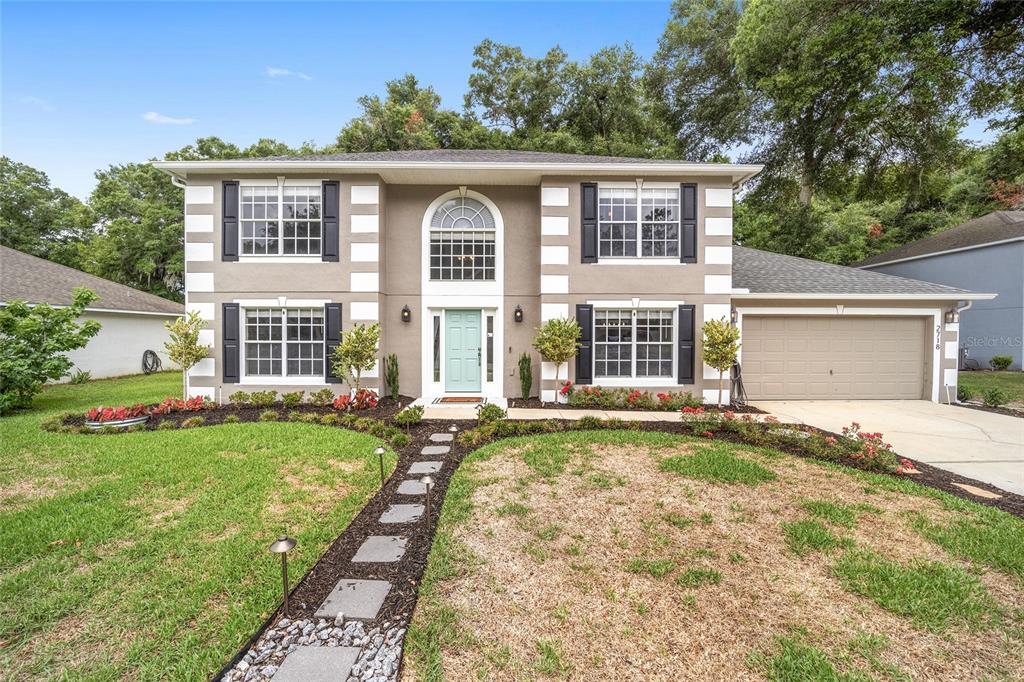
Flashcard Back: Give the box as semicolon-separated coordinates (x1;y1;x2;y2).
581;182;598;263
222;303;240;383
324;303;342;383
678;304;695;384
222;181;239;261
575;304;594;384
680;183;697;263
322;181;340;262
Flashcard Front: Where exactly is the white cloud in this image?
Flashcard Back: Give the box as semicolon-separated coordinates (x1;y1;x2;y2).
265;66;312;81
142;111;196;125
19;95;56;112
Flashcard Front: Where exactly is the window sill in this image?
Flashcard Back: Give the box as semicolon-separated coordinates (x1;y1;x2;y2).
238;256;324;264
594;258;689;266
239;376;328;386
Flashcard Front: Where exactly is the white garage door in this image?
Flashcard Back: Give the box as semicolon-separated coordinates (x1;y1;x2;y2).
741;316;928;400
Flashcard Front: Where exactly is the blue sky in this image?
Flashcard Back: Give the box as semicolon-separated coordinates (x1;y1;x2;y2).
1;1;999;199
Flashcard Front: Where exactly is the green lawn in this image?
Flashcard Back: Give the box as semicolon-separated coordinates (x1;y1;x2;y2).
958;370;1024;404
0;373;396;680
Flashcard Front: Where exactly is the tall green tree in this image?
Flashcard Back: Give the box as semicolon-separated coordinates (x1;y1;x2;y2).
0;157;95;267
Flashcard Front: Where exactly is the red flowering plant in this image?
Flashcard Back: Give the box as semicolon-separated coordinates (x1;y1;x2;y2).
560;381;573;396
333;389;379;411
839;422;899;473
150;396;212;415
84;404;150;423
332;394;352;410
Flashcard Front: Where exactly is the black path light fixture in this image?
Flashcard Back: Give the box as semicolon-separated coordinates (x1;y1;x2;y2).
374;446;387;486
514;305;524;323
401;305;412;323
420;475;434;527
448;424;458;434
268;535;297;617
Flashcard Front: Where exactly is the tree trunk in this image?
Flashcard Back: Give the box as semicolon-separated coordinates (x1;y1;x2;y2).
718;371;724;408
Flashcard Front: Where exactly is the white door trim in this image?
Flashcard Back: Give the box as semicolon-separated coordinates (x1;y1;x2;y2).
734;306;943;403
420;297;504;403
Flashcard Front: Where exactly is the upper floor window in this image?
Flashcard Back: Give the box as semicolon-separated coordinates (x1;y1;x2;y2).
598;187;680;258
429;197;496;280
241;183;321;256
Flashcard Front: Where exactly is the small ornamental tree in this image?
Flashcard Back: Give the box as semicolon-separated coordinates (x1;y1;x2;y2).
164;310;210;399
0;287;101;413
532;317;581;402
702;317;741;407
332;322;380;394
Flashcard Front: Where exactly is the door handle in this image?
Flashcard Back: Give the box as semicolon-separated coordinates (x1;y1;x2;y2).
478;348;481;365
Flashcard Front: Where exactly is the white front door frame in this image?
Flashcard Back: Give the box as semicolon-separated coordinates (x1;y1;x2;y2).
734;305;943;403
420;297;505;403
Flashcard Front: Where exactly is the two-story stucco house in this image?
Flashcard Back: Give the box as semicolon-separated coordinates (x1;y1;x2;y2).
155;150;993;406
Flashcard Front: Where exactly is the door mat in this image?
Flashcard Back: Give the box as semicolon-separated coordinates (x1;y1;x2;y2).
433;397;485;404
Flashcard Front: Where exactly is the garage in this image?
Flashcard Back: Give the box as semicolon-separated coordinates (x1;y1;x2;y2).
740;315;928;400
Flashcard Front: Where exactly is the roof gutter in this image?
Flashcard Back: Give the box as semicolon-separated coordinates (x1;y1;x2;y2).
859;236;1024;269
731;292;998;301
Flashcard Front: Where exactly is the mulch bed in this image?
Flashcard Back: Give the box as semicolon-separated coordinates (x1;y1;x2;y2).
507;398;764;413
953;401;1024;419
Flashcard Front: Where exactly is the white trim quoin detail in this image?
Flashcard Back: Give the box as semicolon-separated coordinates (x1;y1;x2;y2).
351;242;379;262
189;358;215;377
704;246;732;265
198;329;215;347
540;275;569;294
541;187;570;207
351;185;379;204
184;242;214;262
185;214;214;233
184;185;214;204
542;303;569;321
541;245;569;265
351;214;379;233
350;302;379;321
188;302;215;320
541;215;569;236
704;275;732;294
704;217;733;236
705;188;733;208
185;272;214;292
350;272;379;292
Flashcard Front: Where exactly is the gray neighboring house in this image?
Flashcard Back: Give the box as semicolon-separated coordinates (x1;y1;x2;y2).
0;246;183;379
153;149;992;405
858;211;1024;370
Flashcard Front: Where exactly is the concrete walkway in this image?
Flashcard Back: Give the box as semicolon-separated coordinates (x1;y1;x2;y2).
752;400;1024;496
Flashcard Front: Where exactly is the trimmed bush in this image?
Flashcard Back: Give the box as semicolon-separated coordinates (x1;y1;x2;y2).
308;388;335;407
394;405;424;430
477;403;507;424
228;391;252;406
223;414;241;424
956;384;973;402
250;391;277;408
157;420;177;431
982;387;1008;407
180;416;205;429
989;355;1013;371
259;409;279;422
281;391;305;408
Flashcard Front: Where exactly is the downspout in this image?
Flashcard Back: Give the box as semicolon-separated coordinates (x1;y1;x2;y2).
169;173;188;189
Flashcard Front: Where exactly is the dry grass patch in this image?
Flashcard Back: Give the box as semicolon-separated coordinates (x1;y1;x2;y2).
405;431;1024;682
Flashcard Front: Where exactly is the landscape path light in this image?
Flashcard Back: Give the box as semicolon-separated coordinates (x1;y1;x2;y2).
268;535;297;617
448;424;458;434
374;446;387;487
420;475;434;527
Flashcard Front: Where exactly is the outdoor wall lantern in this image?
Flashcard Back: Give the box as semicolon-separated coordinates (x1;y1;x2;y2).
420;475;435;527
944;310;959;324
268;535;297;617
374;446;387;486
514;305;524;323
401;305;412;323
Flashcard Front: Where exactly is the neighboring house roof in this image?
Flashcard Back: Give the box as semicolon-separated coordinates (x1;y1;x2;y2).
732;246;993;299
0;246;183;315
154;149;763;184
857;211;1024;268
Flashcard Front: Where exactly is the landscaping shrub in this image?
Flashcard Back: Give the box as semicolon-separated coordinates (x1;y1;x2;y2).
259;410;279;422
69;369;92;385
518;352;532;399
839;422;898;472
288;411;304;422
1;287;101;412
333;389;379;411
383;353;400;400
223;414;241;424
702;316;741;407
393;405;424;430
157;420;177;430
308;388;335;407
390;433;411;448
250;391;278;408
568;386;701;410
477;402;507;424
164;310;210;400
331;322;380;393
982;387;1008;407
532;317;581;396
281;391;305;408
956;385;973;402
989;355;1013;371
180;416;205;429
319;413;340;426
228;391;252;406
574;415;604;430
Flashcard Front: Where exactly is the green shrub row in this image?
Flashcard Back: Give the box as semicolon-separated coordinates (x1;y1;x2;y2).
227;388;337;408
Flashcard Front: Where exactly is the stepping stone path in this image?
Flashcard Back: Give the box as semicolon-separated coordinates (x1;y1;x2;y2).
315;579;392;620
352;535;408;563
221;430;455;682
409;461;442;475
379;504;423;524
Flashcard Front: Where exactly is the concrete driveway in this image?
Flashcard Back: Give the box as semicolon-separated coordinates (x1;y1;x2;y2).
750;400;1024;495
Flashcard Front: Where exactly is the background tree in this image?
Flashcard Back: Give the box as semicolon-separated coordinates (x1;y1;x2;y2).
331;323;380;394
701;317;741;408
0;157;96;268
532;318;581;403
0;287;101;412
164;310;210;399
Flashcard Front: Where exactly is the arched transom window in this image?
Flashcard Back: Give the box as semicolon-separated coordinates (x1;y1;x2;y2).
429;197;496;281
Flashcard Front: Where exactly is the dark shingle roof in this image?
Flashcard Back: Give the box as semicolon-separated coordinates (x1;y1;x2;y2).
264;149;712;164
857;211;1024;267
732;246;976;296
0;246;183;315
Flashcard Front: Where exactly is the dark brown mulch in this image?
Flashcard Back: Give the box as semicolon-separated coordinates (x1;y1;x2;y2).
953;401;1024;419
506;398;764;413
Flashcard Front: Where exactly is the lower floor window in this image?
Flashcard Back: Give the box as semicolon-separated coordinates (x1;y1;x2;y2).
595;309;674;379
244;308;324;377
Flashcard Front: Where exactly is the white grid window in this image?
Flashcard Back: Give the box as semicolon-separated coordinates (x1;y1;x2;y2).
244;308;324;377
594;309;675;379
241;183;321;256
641;188;680;257
598;187;681;259
429;197;496;280
635;310;674;377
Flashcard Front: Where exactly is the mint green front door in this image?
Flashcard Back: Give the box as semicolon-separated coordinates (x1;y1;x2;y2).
445;310;481;392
